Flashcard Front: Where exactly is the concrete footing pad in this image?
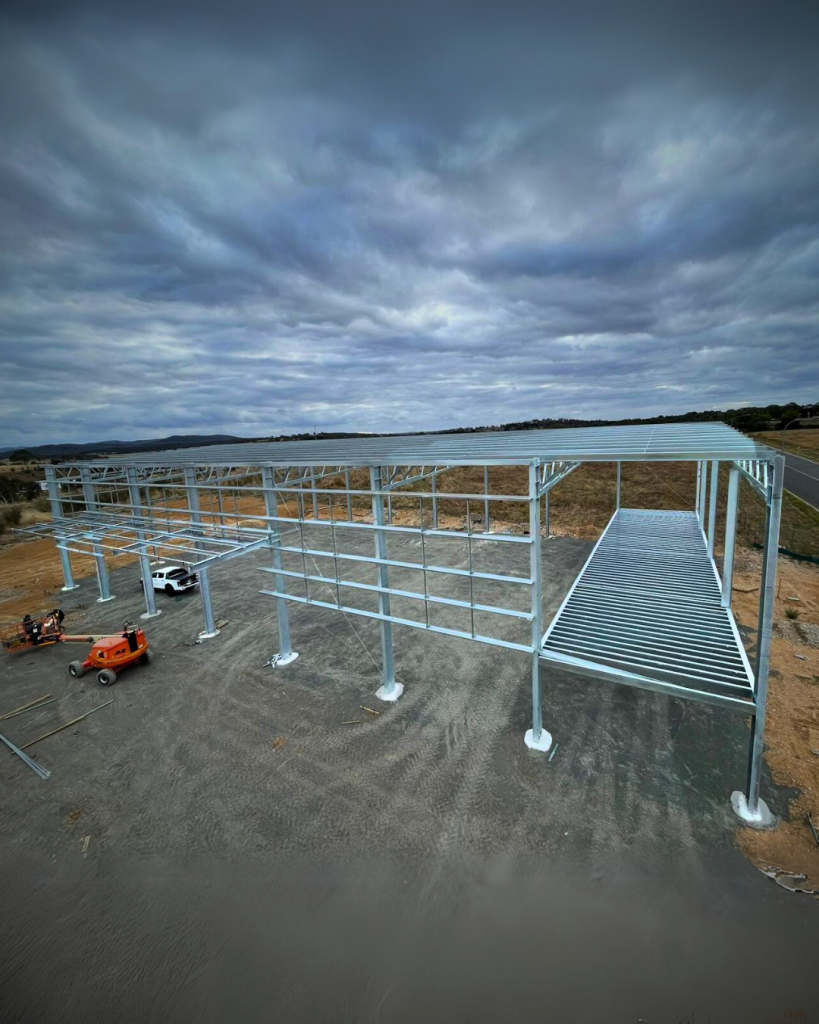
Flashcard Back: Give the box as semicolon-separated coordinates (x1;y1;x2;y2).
96;595;115;603
731;791;776;829
267;651;299;668
61;584;80;592
376;681;404;702
198;629;221;640
140;610;162;620
524;727;553;752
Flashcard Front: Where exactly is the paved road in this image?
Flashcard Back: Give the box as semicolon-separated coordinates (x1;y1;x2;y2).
785;452;819;509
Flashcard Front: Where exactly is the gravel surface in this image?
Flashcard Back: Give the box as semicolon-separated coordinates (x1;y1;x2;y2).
1;533;818;1022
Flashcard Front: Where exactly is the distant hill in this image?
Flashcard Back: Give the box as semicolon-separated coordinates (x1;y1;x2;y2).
0;434;247;460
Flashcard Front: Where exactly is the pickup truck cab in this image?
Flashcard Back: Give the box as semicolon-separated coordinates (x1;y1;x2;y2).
148;566;199;595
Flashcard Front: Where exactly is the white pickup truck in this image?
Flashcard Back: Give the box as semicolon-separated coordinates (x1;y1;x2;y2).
146;566;199;595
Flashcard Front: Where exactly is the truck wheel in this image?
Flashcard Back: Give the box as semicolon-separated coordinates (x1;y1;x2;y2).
97;668;117;686
68;660;86;678
139;649;153;665
165;584;175;596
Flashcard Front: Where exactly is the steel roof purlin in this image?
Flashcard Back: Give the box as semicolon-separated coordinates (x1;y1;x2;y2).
57;421;776;470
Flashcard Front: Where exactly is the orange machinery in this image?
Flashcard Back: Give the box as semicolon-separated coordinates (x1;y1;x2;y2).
2;610;151;686
0;609;65;652
65;625;152;686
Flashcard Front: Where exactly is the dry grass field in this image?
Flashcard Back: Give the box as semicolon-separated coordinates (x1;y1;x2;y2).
752;428;819;462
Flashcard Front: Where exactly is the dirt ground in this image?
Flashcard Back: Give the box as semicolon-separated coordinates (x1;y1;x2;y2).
1;519;819;1019
731;549;819;889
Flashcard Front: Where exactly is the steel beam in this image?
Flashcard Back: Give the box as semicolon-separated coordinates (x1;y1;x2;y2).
698;460;708;528
746;456;784;818
721;466;739;609
259;589;534;654
370;466;403;701
44;466;78;591
525;462;551;752
537;461;580;495
80;467;113;602
707;460;718;556
539;649;755;713
262;467;297;666
126;468;160;619
184;467;219;639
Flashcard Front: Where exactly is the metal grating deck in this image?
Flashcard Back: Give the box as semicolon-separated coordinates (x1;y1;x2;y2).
540;509;755;711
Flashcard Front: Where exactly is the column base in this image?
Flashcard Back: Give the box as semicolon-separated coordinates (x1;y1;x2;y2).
731;791;776;829
376;681;404;702
524;727;553;752
61;584;80;592
96;595;115;603
198;628;221;640
140;609;162;620
267;651;299;668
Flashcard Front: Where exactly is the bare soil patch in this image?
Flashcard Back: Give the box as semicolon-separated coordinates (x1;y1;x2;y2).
731;549;819;888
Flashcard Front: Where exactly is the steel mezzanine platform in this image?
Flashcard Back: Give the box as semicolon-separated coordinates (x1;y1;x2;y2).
540;508;755;711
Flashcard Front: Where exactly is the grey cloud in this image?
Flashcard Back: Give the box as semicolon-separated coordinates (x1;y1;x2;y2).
1;1;818;447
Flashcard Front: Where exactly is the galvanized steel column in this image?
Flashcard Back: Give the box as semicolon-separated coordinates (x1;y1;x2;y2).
616;462;621;511
80;467;113;602
483;466;490;533
262;466;296;664
370;466;403;701
746;456;784;816
184;467;219;639
721;466;740;609
44;466;78;591
126;467;160;619
707;460;719;557
524;461;551;752
698;460;707;528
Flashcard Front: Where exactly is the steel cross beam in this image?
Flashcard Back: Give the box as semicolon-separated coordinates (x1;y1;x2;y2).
381;465;448;493
537;461;580;496
733;460;771;503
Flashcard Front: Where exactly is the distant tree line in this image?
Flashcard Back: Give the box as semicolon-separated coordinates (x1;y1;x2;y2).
440;401;818;436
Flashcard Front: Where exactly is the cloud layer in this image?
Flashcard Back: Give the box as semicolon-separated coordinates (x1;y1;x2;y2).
2;2;818;446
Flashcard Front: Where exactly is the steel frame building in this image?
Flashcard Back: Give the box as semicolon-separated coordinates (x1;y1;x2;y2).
24;422;783;822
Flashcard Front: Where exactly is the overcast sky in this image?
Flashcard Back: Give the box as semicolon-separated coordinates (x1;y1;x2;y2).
1;2;818;447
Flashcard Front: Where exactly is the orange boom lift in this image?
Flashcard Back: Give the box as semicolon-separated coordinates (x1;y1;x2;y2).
64;625;152;687
1;610;151;687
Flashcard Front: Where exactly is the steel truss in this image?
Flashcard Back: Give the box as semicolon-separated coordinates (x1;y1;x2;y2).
23;422;782;821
